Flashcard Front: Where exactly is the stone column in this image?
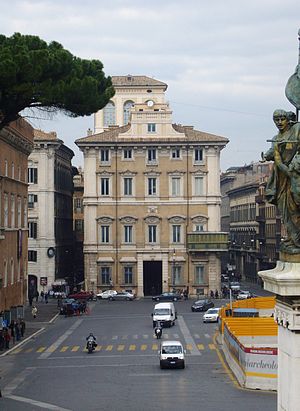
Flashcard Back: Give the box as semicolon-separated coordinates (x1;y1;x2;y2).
259;256;300;411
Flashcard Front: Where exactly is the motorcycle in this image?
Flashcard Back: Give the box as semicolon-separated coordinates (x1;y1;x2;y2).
154;325;163;339
87;338;96;354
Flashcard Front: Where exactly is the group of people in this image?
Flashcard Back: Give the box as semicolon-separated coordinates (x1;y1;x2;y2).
29;290;50;306
0;318;26;351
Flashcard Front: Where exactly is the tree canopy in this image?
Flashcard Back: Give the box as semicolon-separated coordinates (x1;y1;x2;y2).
0;32;115;128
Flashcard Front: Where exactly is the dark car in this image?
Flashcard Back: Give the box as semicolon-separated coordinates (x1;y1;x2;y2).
191;299;214;312
68;291;94;301
152;292;182;302
108;291;135;301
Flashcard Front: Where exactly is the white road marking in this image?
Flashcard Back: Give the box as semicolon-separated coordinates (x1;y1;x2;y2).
204;334;211;339
5;394;72;411
2;368;35;395
39;319;83;359
177;315;201;356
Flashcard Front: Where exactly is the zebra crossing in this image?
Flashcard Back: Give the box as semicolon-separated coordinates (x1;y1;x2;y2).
9;332;215;355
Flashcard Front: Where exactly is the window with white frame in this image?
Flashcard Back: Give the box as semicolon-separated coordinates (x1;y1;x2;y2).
18;166;21;180
11;162;15;179
171;148;181;159
171;177;181;196
123;177;133;196
100;266;111;284
194;224;204;232
172;225;181;243
4;193;8;227
17;196;21;227
28;221;37;239
148;225;157;243
147;178;157;196
103;101;115;127
124;266;133;284
74;198;83;212
124;225;133;243
194;148;203;163
100;149;110;163
195;265;205;284
23;197;27;228
123;101;134;125
5;160;8;176
194;176;204;196
75;219;84;232
123;148;133;159
11;194;15;228
147;123;156;133
147;148;157;162
100;178;110;196
28;194;38;208
10;259;14;285
28;167;38;184
4;260;7;287
100;225;110;243
172;265;182;285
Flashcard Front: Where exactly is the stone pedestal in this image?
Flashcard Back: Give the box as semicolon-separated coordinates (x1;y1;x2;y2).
259;259;300;411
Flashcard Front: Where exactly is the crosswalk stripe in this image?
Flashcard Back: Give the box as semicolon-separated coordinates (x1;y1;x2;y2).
129;344;136;351
71;346;80;352
25;348;33;353
106;345;113;351
60;346;69;352
11;348;22;354
141;344;147;351
186;344;192;351
152;344;158;350
197;344;205;350
194;334;200;339
95;345;102;351
48;345;56;352
117;345;125;351
209;343;216;350
37;347;46;353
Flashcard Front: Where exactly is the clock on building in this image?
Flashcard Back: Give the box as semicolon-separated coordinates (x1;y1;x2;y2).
147;100;154;107
47;247;55;258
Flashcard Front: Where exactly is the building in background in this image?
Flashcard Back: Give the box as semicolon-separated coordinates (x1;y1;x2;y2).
0;119;34;312
27;129;74;298
76;75;228;297
221;162;281;284
72;166;84;290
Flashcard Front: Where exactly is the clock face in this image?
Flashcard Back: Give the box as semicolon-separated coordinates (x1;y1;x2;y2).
147;100;154;107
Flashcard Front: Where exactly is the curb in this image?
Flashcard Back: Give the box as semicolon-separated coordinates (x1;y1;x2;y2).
0;327;45;357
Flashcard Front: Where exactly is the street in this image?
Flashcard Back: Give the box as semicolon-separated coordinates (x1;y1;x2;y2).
0;296;276;411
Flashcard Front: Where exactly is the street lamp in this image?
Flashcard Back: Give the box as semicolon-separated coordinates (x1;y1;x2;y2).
172;249;176;291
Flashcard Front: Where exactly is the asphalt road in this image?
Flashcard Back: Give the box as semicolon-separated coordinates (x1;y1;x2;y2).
0;298;276;411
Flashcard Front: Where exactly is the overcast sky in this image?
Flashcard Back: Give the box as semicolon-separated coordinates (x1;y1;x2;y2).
1;0;299;170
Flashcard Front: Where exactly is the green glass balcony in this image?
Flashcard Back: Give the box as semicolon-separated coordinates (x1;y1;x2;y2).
187;232;229;252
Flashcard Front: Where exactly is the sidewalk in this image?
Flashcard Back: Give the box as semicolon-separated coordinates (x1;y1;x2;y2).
0;299;59;357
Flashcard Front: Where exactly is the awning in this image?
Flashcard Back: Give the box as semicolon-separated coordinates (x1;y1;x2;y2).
119;257;137;263
97;257;114;263
52;279;67;285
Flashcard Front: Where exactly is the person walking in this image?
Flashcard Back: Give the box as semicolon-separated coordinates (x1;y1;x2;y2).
20;319;26;338
45;292;48;304
9;320;15;344
32;306;38;319
3;328;10;349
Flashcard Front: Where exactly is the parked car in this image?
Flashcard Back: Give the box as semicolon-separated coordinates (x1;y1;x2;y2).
159;340;185;369
68;291;94;300
152;292;182;302
97;290;117;299
203;308;220;323
236;290;253;300
221;274;229;282
191;299;214;312
229;281;241;291
108;291;135;301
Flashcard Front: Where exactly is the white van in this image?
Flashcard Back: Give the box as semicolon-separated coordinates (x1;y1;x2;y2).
152;302;177;328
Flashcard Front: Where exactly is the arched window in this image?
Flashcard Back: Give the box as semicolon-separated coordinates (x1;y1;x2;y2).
103;101;116;127
123;100;134;125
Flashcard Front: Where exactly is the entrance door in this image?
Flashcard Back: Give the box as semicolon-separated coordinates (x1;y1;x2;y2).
28;275;37;301
143;261;162;296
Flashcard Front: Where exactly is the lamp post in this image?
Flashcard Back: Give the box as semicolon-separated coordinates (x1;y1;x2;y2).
172;248;176;291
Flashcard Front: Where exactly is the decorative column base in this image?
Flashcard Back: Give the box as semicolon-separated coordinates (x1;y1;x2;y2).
259;260;300;411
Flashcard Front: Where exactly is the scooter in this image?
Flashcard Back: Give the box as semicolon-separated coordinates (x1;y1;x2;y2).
87;338;96;354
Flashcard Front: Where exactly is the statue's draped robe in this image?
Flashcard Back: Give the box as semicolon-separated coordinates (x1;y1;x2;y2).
265;123;300;250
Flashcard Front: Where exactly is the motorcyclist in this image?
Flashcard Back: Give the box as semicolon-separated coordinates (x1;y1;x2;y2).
154;321;163;339
86;332;97;349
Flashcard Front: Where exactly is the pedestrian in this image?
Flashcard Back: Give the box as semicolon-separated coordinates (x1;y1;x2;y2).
35;290;39;302
20;319;26;337
32;306;38;319
9;320;15;344
15;321;21;341
45;292;48;304
210;290;215;299
3;328;10;349
0;329;4;351
29;295;33;307
215;290;219;299
40;290;44;302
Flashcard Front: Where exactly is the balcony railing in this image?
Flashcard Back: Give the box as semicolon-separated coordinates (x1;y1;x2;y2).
187;232;228;252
